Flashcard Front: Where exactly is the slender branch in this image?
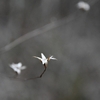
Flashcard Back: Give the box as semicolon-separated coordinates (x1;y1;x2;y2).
0;15;75;54
0;0;99;54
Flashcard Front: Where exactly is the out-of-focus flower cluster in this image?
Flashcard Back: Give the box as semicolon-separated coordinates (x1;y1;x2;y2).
77;1;90;11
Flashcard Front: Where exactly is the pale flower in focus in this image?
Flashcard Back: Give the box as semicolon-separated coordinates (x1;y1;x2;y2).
34;53;57;67
32;53;57;78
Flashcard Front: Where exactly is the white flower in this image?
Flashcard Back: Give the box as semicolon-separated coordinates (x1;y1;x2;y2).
9;62;26;74
77;1;90;11
34;53;57;66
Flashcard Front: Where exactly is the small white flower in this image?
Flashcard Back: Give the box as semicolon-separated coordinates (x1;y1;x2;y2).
77;1;90;11
9;62;26;74
31;53;57;79
34;53;57;66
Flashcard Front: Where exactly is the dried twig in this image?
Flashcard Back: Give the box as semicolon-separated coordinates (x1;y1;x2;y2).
0;15;75;54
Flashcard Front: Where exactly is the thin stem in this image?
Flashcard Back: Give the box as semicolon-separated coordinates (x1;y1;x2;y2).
25;65;47;80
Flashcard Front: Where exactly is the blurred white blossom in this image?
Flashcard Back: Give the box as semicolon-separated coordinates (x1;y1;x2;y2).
34;53;57;66
77;1;90;11
9;62;26;74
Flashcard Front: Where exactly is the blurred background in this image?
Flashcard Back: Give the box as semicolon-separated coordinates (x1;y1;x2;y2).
0;0;100;100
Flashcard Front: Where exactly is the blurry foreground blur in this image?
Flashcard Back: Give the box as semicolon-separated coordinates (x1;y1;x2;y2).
0;0;100;100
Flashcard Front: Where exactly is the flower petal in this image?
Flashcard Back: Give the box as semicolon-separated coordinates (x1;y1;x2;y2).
41;53;46;59
17;62;22;68
21;66;26;70
34;56;42;61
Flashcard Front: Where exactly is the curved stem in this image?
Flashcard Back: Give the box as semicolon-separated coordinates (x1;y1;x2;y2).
25;65;47;80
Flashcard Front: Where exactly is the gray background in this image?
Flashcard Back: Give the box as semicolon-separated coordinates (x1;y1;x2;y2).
0;0;100;100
